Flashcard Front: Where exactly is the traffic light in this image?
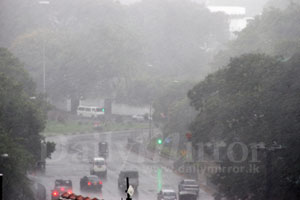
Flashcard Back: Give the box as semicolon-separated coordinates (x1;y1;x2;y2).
101;108;105;112
157;138;163;144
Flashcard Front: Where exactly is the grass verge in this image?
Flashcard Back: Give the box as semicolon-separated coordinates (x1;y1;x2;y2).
42;119;149;137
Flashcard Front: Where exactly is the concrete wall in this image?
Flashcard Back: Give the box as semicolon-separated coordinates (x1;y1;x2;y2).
80;99;151;116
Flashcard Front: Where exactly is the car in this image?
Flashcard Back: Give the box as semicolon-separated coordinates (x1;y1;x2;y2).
51;179;72;200
80;175;103;192
178;179;199;196
118;170;139;191
93;122;104;131
98;142;109;158
90;157;107;178
157;189;177;200
178;191;198;200
131;114;145;122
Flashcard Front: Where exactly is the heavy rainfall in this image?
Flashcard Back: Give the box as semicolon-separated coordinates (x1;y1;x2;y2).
0;0;299;200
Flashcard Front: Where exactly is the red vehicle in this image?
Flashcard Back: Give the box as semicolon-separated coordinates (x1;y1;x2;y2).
51;179;73;200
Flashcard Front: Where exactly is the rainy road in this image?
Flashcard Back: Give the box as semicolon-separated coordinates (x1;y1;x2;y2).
35;130;213;200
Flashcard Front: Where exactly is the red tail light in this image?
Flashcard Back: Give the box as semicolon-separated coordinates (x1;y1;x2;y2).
67;189;72;194
88;181;92;186
99;180;102;185
60;187;65;191
52;190;59;197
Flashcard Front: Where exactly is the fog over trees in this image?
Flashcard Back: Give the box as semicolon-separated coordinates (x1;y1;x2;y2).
1;0;300;199
0;0;229;106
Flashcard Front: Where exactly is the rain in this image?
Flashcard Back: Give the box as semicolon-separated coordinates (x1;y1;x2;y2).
0;0;299;200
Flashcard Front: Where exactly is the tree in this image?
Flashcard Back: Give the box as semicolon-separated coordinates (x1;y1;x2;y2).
0;48;55;199
3;0;229;106
130;0;229;80
265;0;297;10
188;53;300;199
212;4;300;70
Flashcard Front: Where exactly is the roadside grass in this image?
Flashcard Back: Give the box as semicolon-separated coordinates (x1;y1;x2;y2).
42;119;149;137
147;137;179;160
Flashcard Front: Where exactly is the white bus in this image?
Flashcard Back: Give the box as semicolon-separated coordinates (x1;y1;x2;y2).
77;106;104;118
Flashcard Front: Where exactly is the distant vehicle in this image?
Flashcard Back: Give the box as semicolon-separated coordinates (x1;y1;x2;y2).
131;114;145;122
178;179;199;196
51;180;72;200
80;175;103;192
157;189;177;200
118;170;139;191
98;142;109;158
178;191;198;200
77;106;104;118
90;157;107;178
93;121;104;131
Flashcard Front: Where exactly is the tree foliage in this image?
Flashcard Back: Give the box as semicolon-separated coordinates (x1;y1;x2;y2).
188;53;300;199
213;4;300;70
1;0;229;105
0;48;55;199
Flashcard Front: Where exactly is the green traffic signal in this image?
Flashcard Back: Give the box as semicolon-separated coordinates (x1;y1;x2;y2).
157;138;163;144
102;108;105;112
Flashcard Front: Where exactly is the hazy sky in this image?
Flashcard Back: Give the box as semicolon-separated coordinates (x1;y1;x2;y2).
121;0;270;16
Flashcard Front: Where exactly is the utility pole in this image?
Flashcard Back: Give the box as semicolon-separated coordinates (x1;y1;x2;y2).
148;103;152;140
38;1;50;98
42;40;46;95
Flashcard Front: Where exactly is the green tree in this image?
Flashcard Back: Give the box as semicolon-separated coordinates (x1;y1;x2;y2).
212;4;300;70
3;0;229;106
188;53;300;199
0;48;55;199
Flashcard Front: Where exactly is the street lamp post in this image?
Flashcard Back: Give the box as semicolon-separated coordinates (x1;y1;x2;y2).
149;103;152;140
38;1;50;97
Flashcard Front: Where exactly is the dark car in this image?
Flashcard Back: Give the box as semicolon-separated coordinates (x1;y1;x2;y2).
51;180;72;200
98;142;109;158
178;179;199;196
80;175;103;192
118;170;139;191
178;191;198;200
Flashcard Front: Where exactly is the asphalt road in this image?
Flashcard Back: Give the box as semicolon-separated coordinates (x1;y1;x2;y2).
34;130;213;200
